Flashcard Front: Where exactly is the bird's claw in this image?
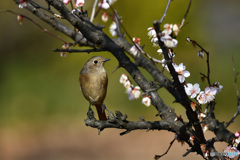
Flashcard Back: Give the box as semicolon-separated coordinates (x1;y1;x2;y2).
101;104;114;119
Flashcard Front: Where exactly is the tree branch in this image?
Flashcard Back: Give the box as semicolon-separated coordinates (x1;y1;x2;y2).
159;0;172;24
84;109;191;140
153;21;206;155
14;0;97;48
203;117;234;144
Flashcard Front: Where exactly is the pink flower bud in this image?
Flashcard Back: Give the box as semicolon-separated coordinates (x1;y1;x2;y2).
235;131;240;137
17;15;23;24
142;96;151;107
63;0;70;4
101;12;108;22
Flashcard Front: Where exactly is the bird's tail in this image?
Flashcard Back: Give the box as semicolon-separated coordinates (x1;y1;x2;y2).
95;104;107;120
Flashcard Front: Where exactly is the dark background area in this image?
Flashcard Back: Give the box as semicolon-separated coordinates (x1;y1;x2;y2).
0;0;239;159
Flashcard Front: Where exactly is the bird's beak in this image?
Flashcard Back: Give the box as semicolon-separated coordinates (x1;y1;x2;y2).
103;58;111;62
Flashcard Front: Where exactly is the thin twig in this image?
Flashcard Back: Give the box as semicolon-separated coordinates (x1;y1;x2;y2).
189;38;211;85
183;147;194;157
180;0;192;29
90;0;98;22
225;56;240;128
154;138;176;160
159;0;172;24
53;48;103;53
70;0;74;10
232;56;240;98
1;9;68;44
133;43;164;64
29;0;55;15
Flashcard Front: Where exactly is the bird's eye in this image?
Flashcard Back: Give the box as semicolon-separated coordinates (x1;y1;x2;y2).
93;60;98;64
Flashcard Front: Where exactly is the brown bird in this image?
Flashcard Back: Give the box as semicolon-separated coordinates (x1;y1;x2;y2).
79;56;110;120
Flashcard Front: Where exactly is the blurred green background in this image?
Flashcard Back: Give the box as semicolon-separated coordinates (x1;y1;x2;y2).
0;0;239;160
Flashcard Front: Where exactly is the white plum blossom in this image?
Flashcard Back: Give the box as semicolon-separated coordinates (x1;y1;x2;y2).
147;24;179;47
129;37;141;56
198;51;204;58
172;63;190;83
109;22;117;36
147;27;157;38
17;15;23;25
147;27;158;46
126;86;141;100
161;34;178;48
157;49;162;54
162;23;179;36
71;8;81;15
19;0;27;8
196;85;220;104
142;96;151;107
172;24;180;35
234;138;240;147
186;37;191;43
129;45;139;57
184;83;201;98
120;74;128;84
197;91;207;104
101;12;108;22
213;82;223;94
162;23;173;35
99;1;109;9
204;87;217;102
75;0;85;7
151;37;159;44
204;151;209;158
98;0;116;9
126;87;132;98
127;86;141;100
198;112;206;121
132;86;141;98
124;80;131;89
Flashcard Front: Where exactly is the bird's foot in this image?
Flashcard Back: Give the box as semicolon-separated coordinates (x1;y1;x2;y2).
87;106;96;120
101;104;114;119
